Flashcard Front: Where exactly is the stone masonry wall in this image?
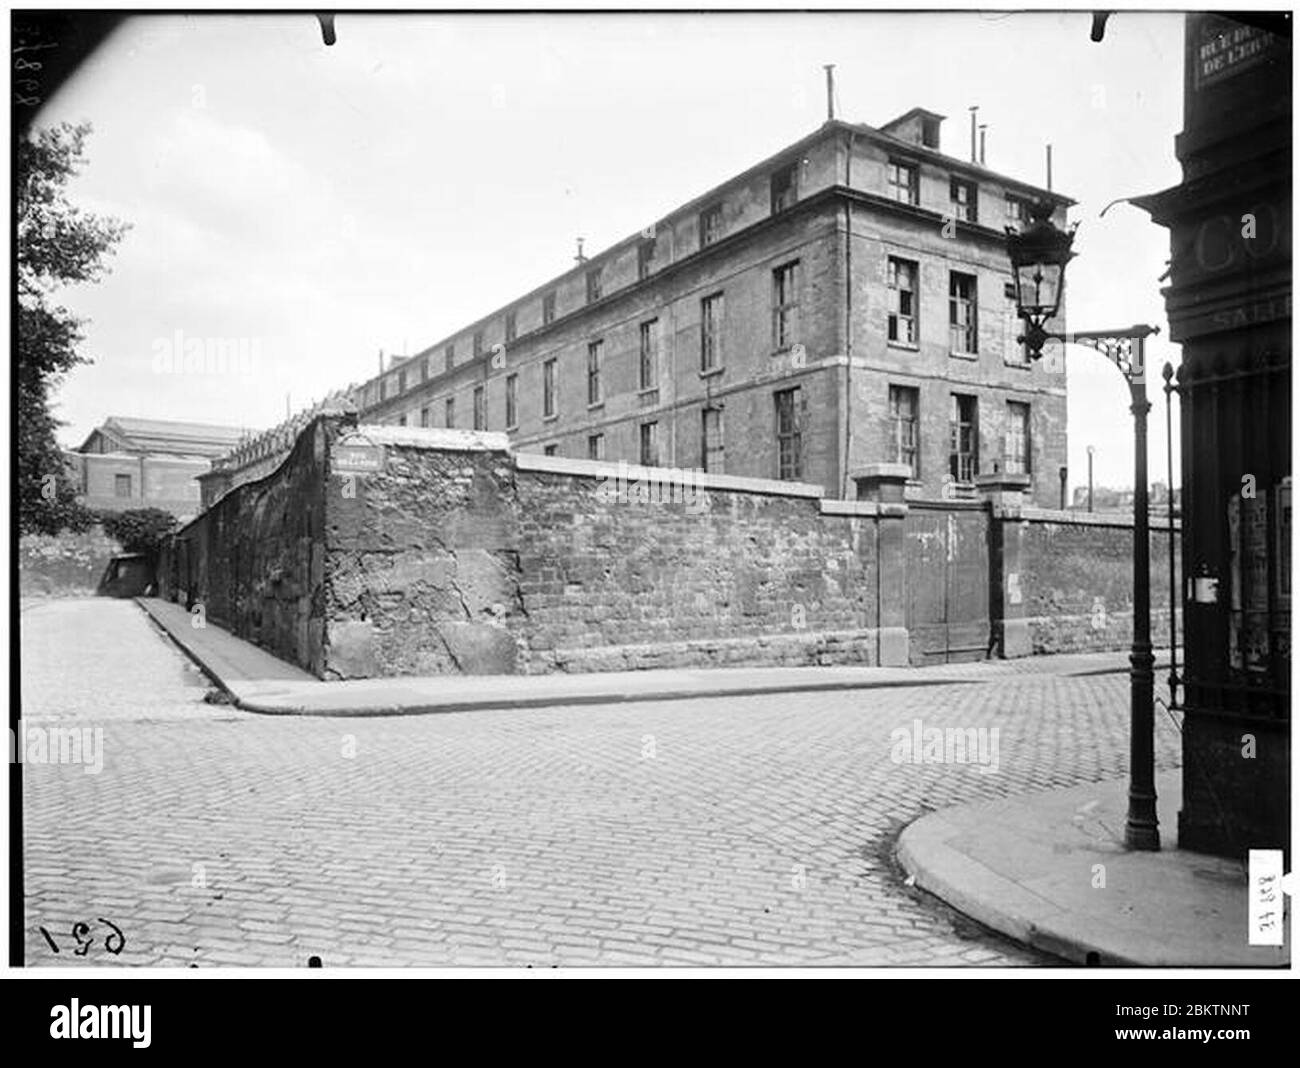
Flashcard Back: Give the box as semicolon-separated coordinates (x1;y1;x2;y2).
1018;508;1181;655
512;456;879;673
19;526;119;597
314;426;885;678
160;415;1182;679
160;419;330;674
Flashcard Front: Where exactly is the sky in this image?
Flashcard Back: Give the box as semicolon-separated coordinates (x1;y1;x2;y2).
35;9;1186;493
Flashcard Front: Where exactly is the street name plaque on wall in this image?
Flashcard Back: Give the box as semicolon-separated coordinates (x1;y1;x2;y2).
333;438;385;474
1195;17;1280;90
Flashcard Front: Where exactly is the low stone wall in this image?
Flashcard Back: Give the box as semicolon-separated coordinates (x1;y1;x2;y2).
159;419;330;675
320;428;887;677
512;456;881;673
19;526;119;597
158;414;1182;679
1019;508;1181;655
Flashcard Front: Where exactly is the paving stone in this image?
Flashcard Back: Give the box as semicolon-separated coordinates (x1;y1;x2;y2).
20;599;1181;968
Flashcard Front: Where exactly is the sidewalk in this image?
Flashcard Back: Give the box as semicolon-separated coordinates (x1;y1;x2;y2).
898;770;1290;967
135;596;1162;717
136;597;992;715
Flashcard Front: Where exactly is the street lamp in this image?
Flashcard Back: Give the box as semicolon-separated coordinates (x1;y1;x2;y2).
1006;199;1161;853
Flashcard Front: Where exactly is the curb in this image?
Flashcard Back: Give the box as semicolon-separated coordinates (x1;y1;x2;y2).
234;676;984;717
136;597;988;717
895;812;1138;968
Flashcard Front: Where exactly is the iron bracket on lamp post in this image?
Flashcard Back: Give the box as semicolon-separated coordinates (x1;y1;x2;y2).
1020;319;1162;852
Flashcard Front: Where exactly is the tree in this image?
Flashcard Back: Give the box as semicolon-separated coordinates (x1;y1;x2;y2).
17;122;129;535
100;508;177;561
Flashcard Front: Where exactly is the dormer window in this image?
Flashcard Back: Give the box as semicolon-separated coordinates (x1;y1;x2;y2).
699;203;724;247
771;163;799;215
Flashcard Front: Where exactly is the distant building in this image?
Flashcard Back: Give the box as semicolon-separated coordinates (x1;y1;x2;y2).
67;416;253;520
350;109;1072;504
1070;483;1181;514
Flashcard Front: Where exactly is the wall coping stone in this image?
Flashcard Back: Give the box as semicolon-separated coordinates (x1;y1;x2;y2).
358;425;511;452
515;452;825;499
1020;505;1183;530
818;499;907;518
850;462;913;481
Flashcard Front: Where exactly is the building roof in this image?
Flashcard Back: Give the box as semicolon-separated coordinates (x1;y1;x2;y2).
359;110;1075;396
78;417;253;459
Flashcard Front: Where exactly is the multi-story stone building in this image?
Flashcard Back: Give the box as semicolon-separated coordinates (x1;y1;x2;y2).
356;109;1071;503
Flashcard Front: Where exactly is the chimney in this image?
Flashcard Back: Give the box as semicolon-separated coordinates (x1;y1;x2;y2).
1046;143;1053;190
823;64;835;122
978;124;987;165
575;237;587;264
968;106;979;163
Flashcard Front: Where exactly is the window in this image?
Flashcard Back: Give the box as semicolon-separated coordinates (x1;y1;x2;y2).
949;271;978;354
473;330;485;358
950;178;977;223
398;369;407;394
702;407;724;474
445;397;456;428
420;406;430;428
888;257;918;345
542;291;556;325
445;344;455;372
637;239;655;281
1006;401;1031;474
771;162;798;214
889;386;920;478
950;394;979;482
772;260;800;350
587;340;603;405
639;421;659;467
587;433;605;461
700;292;724;372
775;387;802;481
699;203;723;247
505;311;517;344
888;159;919;205
473;385;486;430
543;357;557;418
543;444;558;457
381;377;390;401
114;473;132;498
420;361;428;383
505;374;518;429
398;413;408;427
1005;195;1028;230
586;267;602;304
639;319;658;390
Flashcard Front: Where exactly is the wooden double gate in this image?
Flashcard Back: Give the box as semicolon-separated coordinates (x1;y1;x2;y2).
903;501;991;665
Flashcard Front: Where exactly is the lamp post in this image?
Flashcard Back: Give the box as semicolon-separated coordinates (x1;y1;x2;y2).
1006;200;1161;852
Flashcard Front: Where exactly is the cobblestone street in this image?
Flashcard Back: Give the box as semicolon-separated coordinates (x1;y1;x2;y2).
21;599;1183;967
